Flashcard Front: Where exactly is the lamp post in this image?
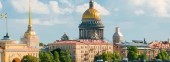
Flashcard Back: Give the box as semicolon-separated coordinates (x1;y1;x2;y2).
0;13;8;34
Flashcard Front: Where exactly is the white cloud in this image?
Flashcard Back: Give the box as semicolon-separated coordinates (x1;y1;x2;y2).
10;0;49;14
58;0;73;7
49;1;73;15
10;0;109;16
129;0;146;6
0;2;2;10
76;2;110;16
148;0;169;17
129;0;170;17
134;9;145;16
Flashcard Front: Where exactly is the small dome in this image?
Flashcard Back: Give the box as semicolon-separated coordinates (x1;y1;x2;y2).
61;33;69;41
82;0;100;21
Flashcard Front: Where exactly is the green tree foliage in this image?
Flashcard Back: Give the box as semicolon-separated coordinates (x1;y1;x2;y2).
65;50;72;62
54;51;60;62
127;46;138;61
39;42;45;46
102;52;112;62
39;49;72;62
94;54;103;61
39;51;54;62
156;50;169;61
51;48;62;55
138;54;147;61
22;55;39;62
112;52;121;62
60;50;72;62
94;52;121;62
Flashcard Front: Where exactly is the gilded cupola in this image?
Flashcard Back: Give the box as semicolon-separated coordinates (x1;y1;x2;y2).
82;0;101;21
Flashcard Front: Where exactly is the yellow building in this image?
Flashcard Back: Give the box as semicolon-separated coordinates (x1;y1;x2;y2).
0;1;39;62
48;0;113;62
49;39;113;62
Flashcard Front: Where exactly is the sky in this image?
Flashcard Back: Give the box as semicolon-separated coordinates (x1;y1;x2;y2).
0;0;170;44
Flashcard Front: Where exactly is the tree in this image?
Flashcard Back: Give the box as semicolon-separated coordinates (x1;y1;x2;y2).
94;54;103;61
39;51;54;62
65;50;72;62
94;52;113;62
60;50;72;62
112;52;121;62
22;55;39;62
138;54;147;62
39;42;45;46
102;52;113;62
51;48;62;55
156;50;169;61
54;51;60;62
40;49;72;62
127;46;138;61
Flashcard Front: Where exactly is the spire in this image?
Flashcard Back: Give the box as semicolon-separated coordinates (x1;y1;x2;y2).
168;38;170;42
89;0;94;8
144;38;147;44
28;0;32;27
24;0;36;37
115;27;120;32
27;0;33;32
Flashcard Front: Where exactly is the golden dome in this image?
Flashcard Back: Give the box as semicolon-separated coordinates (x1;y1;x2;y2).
82;0;101;21
82;8;100;20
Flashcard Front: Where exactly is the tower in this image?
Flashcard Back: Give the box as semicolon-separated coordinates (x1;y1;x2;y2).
79;0;104;40
21;0;39;48
113;27;124;44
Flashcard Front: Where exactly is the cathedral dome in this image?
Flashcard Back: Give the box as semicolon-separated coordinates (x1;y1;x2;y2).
82;0;100;21
82;8;100;20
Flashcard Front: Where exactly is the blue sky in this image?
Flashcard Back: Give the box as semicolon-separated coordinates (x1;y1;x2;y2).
0;0;170;44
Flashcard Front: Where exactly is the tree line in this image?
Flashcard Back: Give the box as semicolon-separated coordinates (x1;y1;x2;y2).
94;51;121;62
21;48;72;62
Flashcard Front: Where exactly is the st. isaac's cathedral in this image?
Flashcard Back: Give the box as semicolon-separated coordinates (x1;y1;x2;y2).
48;0;115;62
0;1;39;62
0;0;164;62
48;0;154;60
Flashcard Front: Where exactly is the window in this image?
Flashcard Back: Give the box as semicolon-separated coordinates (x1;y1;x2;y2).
81;55;83;58
81;51;84;53
81;46;83;49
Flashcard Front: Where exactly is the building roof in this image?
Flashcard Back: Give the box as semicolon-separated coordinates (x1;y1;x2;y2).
48;39;112;45
149;41;170;49
120;41;149;47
